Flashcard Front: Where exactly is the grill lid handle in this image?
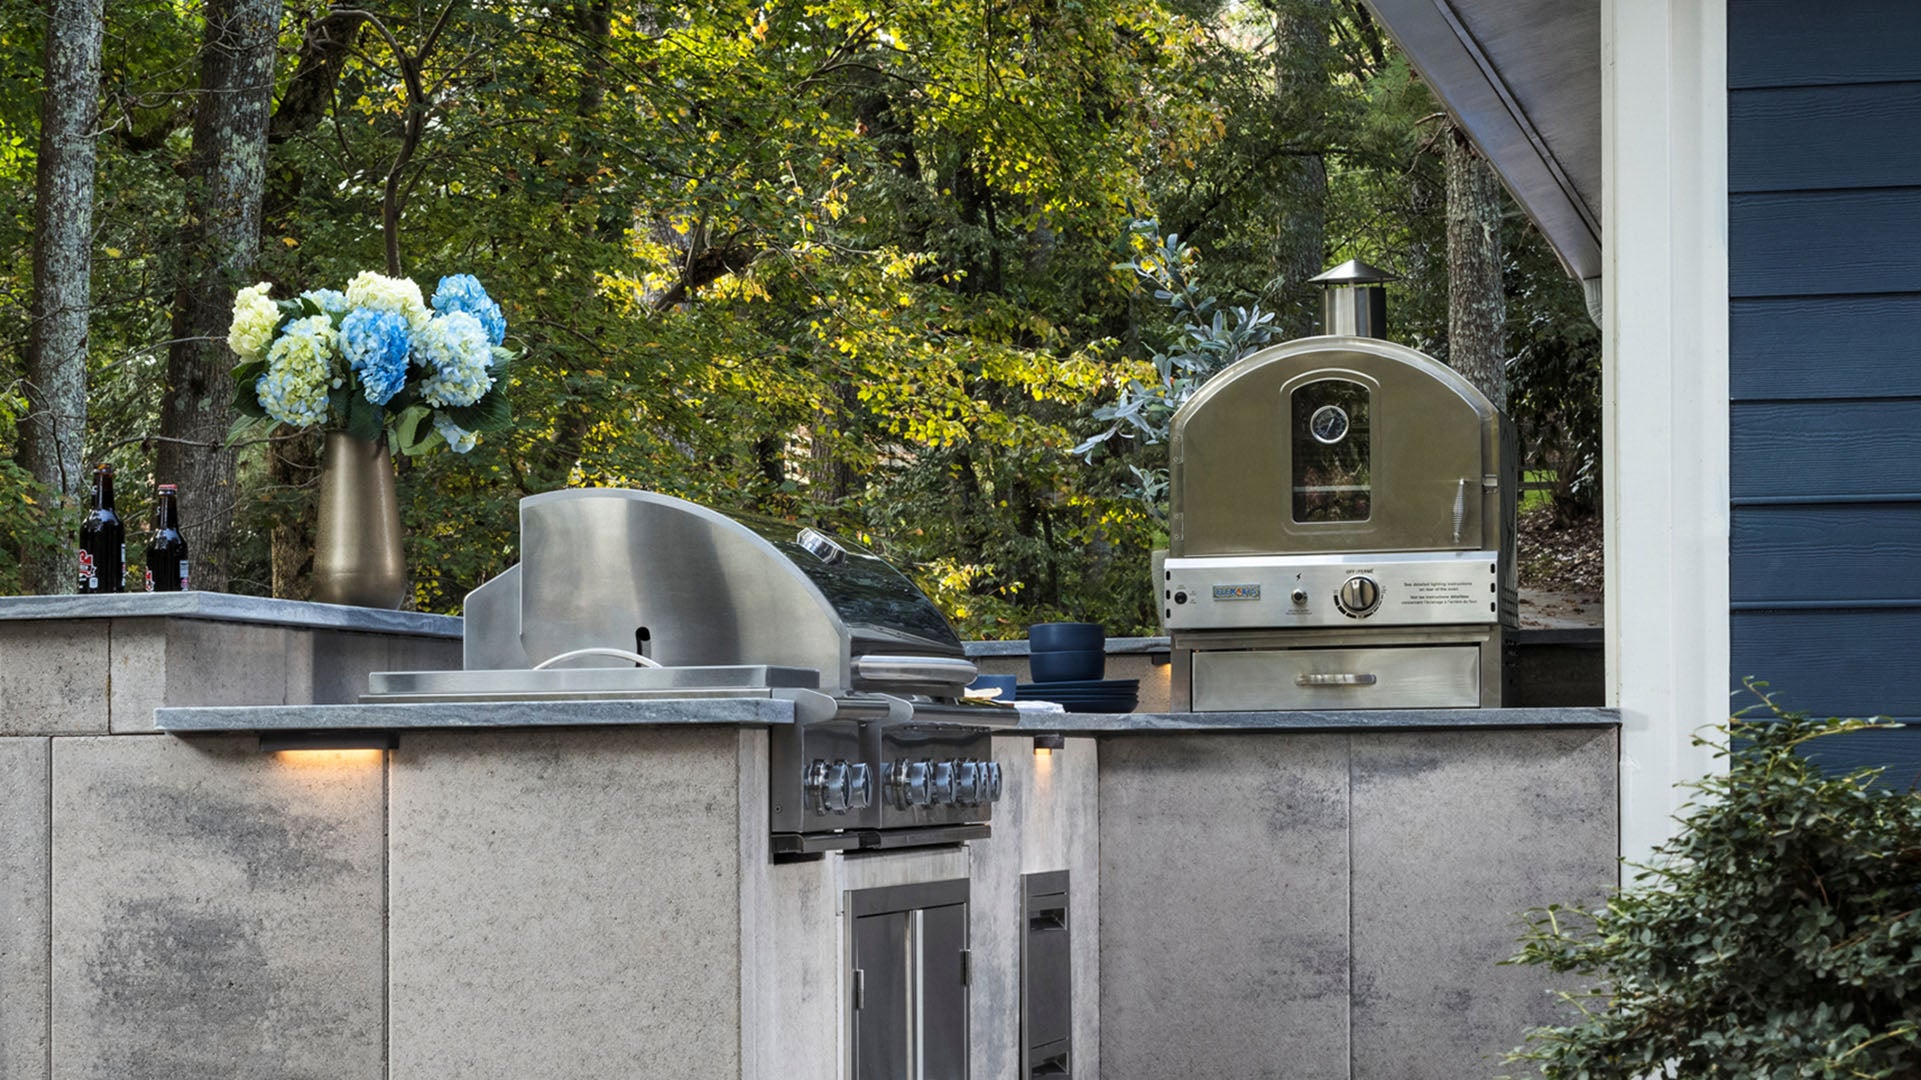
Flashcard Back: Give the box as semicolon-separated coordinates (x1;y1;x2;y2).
853;654;979;687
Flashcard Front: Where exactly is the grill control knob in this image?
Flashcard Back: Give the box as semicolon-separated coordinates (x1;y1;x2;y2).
886;760;930;808
821;760;851;814
1336;575;1383;618
847;762;873;811
955;761;981;805
804;760;829;810
983;761;1004;802
929;760;956;805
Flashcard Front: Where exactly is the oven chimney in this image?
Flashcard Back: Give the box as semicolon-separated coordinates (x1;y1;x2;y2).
1309;259;1396;339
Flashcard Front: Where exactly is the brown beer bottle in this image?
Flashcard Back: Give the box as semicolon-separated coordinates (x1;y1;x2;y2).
77;463;124;593
144;484;189;592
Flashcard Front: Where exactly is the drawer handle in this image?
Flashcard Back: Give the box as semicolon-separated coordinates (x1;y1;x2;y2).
1297;673;1378;687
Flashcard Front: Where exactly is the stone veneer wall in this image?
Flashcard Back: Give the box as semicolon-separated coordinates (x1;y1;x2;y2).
1098;726;1618;1079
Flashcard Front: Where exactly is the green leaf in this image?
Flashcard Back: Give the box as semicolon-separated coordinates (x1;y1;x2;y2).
232;378;269;419
440;388;511;433
346;394;384;442
225;413;272;447
395;404;433;454
299;296;324;318
328;385;353;429
399;426;445;457
229;357;268;383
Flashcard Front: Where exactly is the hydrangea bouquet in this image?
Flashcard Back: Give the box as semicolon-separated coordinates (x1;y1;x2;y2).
228;271;513;454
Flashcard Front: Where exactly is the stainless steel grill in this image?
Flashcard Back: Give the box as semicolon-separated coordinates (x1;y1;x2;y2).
1160;262;1518;710
364;488;1014;853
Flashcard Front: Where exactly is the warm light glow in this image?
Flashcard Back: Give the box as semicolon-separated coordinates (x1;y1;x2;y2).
1034;745;1053;757
271;748;386;768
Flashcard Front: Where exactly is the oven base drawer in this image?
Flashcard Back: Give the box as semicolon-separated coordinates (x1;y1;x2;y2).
1190;645;1481;710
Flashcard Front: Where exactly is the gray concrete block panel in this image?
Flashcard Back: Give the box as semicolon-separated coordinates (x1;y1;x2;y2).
1100;734;1352;1080
1348;727;1619;1080
387;728;744;1080
49;734;386;1080
0;622;109;736
0;738;51;1080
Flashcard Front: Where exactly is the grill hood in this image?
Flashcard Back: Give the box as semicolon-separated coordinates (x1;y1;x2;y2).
463;489;968;696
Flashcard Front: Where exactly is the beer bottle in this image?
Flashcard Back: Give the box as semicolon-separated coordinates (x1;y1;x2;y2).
78;463;124;593
144;484;189;592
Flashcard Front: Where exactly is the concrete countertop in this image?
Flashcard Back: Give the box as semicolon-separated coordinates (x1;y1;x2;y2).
1009;706;1621;734
0;592;463;637
156;697;1615;736
157;697;797;732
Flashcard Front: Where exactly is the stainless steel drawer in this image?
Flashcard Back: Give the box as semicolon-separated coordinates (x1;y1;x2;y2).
1190;646;1480;710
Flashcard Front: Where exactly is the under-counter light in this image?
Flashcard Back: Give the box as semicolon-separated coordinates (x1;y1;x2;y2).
259;731;397;754
1033;733;1064;755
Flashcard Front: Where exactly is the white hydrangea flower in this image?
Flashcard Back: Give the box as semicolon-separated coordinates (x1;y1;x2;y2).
227;282;280;362
415;311;495;407
255;314;339;428
344;270;431;332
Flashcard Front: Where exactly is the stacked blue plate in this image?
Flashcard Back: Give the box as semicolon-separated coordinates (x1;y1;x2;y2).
1015;678;1139;714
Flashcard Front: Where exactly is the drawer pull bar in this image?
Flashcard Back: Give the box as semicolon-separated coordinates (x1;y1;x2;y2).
1296;673;1378;687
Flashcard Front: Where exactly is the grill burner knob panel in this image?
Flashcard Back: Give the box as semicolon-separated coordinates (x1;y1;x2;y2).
1336;575;1383;618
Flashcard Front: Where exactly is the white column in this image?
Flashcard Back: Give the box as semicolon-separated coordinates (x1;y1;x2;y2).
1601;0;1730;867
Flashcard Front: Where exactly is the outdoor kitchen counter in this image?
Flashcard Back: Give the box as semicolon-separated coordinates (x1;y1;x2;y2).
155;696;800;731
1013;704;1619;733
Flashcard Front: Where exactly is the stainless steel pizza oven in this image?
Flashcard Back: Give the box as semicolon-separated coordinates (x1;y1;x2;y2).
364;489;1014;853
1161;261;1517;710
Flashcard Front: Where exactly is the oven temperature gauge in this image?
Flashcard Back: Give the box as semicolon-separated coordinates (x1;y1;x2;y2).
1309;404;1350;445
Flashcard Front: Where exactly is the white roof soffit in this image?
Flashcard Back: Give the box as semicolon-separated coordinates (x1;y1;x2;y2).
1363;0;1602;281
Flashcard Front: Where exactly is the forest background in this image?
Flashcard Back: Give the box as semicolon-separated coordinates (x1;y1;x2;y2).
0;0;1599;636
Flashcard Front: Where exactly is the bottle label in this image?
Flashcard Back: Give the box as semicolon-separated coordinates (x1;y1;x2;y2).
78;549;96;590
180;560;190;591
144;569;154;592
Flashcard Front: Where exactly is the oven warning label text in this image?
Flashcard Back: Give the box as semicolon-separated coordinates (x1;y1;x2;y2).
1212;584;1261;601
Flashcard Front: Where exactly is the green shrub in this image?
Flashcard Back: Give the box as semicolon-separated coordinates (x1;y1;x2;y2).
1505;688;1921;1079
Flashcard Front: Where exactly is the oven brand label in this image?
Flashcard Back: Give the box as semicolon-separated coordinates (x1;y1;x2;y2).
1212;584;1261;601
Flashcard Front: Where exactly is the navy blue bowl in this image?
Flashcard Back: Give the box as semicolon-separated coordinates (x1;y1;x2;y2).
967;674;1018;701
1027;622;1106;653
1028;648;1104;683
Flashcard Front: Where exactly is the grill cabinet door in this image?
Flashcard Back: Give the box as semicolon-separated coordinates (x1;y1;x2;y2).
849;880;970;1080
854;912;911;1080
1022;872;1072;1077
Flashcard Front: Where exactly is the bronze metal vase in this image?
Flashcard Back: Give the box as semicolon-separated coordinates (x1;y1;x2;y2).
312;431;408;608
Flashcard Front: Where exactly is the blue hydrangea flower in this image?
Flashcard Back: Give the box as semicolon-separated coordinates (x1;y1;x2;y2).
254;315;338;427
433;413;480;454
340;308;412;406
431;274;506;347
415;311;495;407
300;289;350;319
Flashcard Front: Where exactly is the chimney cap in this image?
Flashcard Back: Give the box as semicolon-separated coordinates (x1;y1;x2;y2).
1309;258;1398;286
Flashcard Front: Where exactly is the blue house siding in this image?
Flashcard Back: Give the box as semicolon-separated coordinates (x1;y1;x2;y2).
1729;0;1921;777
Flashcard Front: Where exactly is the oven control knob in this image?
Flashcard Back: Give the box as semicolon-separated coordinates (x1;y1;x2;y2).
847;762;873;811
983;761;1004;802
954;761;981;805
1336;575;1383;618
929;760;956;805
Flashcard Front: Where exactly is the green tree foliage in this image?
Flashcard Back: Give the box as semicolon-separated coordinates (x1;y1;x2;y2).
1506;692;1921;1078
0;0;1601;629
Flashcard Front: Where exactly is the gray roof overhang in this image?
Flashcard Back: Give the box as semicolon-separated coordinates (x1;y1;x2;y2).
1363;0;1601;281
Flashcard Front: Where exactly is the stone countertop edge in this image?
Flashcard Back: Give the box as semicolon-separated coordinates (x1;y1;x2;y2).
0;592;462;637
156;697;797;732
1007;706;1621;734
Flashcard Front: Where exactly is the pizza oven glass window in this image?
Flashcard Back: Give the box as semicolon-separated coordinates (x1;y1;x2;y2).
1291;379;1371;522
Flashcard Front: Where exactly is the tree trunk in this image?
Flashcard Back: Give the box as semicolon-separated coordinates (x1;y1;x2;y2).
20;0;106;594
1271;0;1330;338
159;0;283;592
1445;127;1507;410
